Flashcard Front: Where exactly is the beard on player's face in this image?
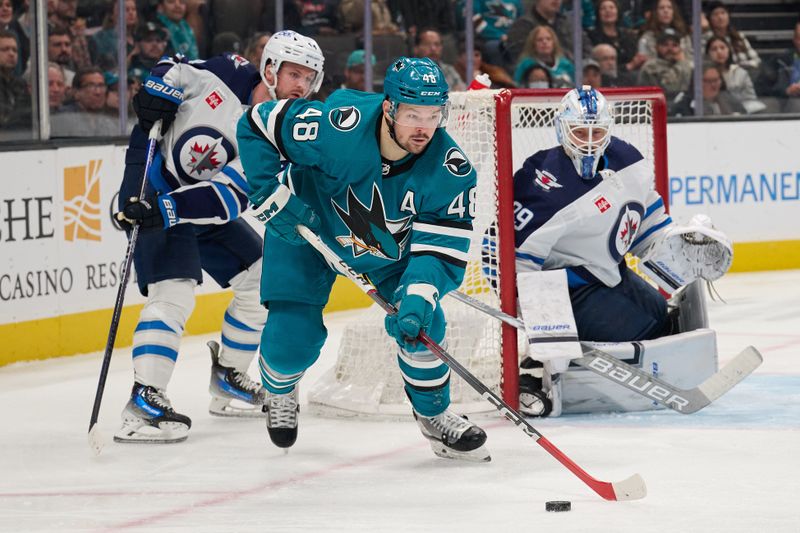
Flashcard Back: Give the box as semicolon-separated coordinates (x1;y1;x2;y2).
394;123;433;154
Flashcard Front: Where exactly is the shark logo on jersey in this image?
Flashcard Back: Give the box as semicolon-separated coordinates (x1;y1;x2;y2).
329;106;361;132
608;202;644;261
534;169;563;191
172;127;235;183
332;184;412;260
443;148;471;177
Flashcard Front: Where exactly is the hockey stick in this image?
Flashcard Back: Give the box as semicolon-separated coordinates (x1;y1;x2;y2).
88;121;162;456
297;225;646;501
447;290;763;414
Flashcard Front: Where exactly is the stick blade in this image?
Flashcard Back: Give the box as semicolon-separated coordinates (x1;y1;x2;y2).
88;424;104;456
697;346;763;404
611;473;647;501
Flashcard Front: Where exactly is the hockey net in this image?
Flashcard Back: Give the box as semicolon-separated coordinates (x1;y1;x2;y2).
308;88;668;418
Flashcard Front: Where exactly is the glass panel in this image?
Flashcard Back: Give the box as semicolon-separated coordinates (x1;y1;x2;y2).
0;0;35;141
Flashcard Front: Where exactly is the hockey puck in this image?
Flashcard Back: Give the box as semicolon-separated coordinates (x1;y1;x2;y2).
545;501;571;512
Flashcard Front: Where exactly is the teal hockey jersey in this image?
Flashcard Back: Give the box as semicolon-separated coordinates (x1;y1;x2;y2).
237;89;477;297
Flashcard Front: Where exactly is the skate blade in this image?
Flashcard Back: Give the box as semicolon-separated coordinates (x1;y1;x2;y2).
209;397;265;418
429;442;491;463
113;420;189;444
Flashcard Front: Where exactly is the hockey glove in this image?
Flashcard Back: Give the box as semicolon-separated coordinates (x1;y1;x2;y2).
132;76;184;135
251;183;320;245
384;284;437;352
115;196;165;230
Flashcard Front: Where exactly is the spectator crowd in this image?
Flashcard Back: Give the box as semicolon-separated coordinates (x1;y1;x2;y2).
1;0;799;139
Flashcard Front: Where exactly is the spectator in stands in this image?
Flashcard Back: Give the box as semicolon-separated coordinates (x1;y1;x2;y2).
505;0;586;66
519;60;552;88
702;1;760;79
706;36;764;114
617;0;647;29
455;44;515;89
51;66;119;136
769;21;800;113
294;0;339;36
638;29;692;103
156;0;199;60
340;49;375;90
587;0;645;76
48;25;75;87
129;21;169;74
672;63;746;116
0;28;29;128
244;32;270;67
591;43;636;86
184;0;207;57
210;31;243;56
338;0;401;35
396;0;455;42
514;25;574;87
465;0;522;67
91;0;138;71
637;0;692;61
0;0;28;75
48;61;67;113
582;58;603;87
414;28;466;91
49;0;92;69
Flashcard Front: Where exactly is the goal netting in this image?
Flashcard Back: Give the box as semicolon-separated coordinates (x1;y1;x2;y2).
308;88;668;418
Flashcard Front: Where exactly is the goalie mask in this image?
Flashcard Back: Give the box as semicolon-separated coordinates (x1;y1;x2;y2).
555;86;613;179
260;30;325;100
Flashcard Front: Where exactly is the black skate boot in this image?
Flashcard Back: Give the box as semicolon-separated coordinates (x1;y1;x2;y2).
114;382;192;444
264;387;299;449
208;340;266;417
413;409;490;462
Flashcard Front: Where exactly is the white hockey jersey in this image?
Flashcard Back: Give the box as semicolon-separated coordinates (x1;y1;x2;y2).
146;54;261;225
510;137;672;288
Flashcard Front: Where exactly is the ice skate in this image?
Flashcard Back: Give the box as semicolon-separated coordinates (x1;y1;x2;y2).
114;383;191;444
208;341;266;417
413;409;490;462
264;387;299;449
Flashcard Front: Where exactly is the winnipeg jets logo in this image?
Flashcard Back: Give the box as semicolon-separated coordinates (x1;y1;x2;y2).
534;169;563;191
332;184;412;260
443;147;471;177
329;106;361;132
173;127;235;183
187;139;222;174
608;202;644;261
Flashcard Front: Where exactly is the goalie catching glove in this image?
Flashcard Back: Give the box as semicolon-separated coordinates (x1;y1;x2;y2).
385;284;437;352
251;183;320;245
643;214;733;290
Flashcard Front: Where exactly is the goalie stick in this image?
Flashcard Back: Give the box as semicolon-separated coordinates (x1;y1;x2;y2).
88;121;162;456
447;290;762;414
297;225;646;502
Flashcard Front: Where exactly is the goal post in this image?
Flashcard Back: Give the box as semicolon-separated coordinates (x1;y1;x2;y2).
308;87;669;417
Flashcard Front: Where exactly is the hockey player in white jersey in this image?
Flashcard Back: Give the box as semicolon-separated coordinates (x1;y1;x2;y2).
504;86;733;417
113;31;324;443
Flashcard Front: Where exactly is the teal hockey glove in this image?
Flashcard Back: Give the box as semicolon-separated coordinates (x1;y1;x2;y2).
384;284;438;351
251;183;320;245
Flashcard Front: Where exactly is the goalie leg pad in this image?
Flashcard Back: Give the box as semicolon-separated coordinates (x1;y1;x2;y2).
132;279;196;390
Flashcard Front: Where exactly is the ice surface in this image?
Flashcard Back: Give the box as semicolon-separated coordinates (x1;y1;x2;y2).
1;270;798;532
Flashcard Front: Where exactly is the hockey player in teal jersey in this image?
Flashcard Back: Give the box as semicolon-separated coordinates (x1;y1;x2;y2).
237;57;490;462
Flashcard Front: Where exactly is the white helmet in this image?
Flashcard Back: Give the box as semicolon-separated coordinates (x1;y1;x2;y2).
555;86;614;179
260;30;325;99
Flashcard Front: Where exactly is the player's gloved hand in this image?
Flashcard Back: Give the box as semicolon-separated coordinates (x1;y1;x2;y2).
132;76;183;135
115;196;165;230
251;183;320;245
384;285;437;352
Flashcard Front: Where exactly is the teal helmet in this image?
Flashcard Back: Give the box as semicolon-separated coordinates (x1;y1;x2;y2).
384;57;449;107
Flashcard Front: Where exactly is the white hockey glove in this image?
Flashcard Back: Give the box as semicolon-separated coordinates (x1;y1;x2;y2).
642;214;733;291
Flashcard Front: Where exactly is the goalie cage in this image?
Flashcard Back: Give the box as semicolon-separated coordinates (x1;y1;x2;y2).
308;88;669;418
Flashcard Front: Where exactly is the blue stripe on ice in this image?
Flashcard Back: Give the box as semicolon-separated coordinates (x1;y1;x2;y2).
537;375;800;429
